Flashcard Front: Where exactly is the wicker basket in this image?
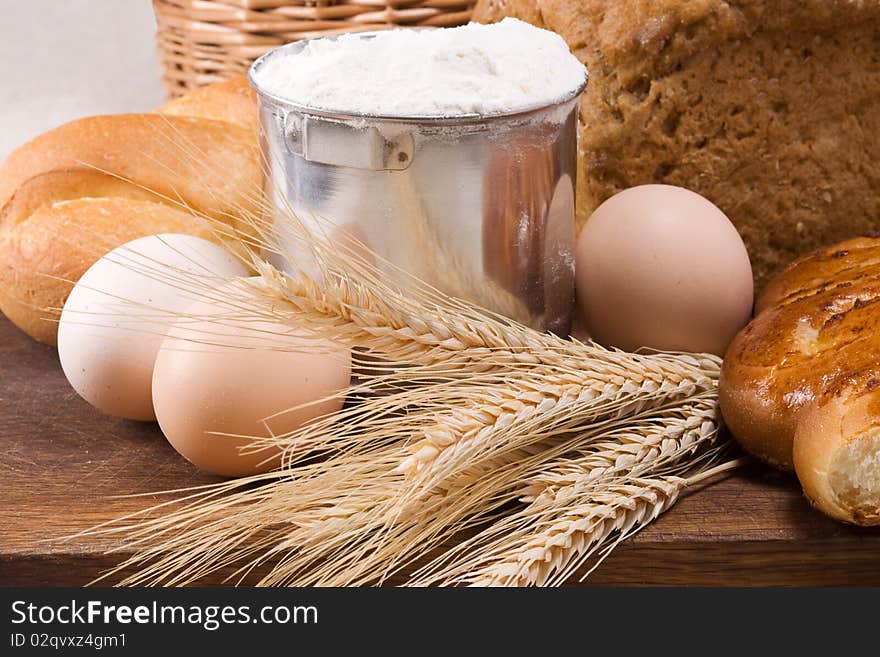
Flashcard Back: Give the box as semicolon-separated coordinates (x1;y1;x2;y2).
153;0;476;99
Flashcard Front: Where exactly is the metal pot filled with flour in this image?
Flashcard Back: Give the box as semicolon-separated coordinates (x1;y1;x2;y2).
249;18;588;334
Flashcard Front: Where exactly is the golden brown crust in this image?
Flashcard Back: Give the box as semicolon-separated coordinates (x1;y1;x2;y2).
0;198;219;345
0;114;259;231
792;397;846;521
473;0;546;27
720;236;880;469
723;235;880;525
0;78;261;344
474;1;880;288
718;356;798;469
795;391;880;526
158;76;257;134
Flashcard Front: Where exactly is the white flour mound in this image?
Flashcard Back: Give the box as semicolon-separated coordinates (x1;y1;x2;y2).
253;18;587;117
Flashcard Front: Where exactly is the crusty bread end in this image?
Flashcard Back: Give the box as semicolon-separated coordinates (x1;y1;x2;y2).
795;393;880;526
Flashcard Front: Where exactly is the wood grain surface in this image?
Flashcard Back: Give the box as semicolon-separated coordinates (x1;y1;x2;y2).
1;315;879;586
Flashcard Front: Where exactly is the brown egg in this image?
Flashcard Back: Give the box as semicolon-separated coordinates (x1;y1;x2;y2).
575;185;754;356
152;278;351;477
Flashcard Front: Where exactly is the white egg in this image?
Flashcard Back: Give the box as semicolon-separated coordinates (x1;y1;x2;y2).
57;234;248;420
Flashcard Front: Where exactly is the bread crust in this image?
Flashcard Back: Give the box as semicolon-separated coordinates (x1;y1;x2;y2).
0;198;219;344
719;235;880;476
721;237;880;467
0;113;259;231
0;77;260;344
476;1;879;73
158;77;257;134
474;0;880;288
795;391;880;525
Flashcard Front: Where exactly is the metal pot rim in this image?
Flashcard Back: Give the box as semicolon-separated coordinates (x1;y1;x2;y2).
248;30;588;125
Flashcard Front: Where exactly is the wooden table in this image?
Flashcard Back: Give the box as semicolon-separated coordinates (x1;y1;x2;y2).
2;315;878;587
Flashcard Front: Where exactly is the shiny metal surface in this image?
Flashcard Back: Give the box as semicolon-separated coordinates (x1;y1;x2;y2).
250;36;585;333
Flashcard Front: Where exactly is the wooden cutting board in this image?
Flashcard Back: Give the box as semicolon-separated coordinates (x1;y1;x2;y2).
2;315;879;586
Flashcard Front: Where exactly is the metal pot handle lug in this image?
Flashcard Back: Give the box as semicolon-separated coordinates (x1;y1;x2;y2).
283;112;413;171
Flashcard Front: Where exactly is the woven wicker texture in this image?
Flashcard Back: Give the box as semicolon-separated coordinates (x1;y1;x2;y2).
153;0;476;99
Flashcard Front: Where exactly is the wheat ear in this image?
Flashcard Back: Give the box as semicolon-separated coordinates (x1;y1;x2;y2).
70;127;733;587
77;236;726;586
417;462;738;588
89;389;722;587
407;395;727;586
398;360;718;484
237;394;728;587
520;392;720;495
479;476;687;587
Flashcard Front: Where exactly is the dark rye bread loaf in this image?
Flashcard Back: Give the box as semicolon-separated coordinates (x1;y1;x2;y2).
473;0;880;288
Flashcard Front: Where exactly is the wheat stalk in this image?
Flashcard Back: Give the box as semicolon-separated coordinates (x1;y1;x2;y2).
474;476;688;587
406;394;726;586
88;391;726;587
75;220;728;586
60;124;737;587
521;392;720;495
258;394;727;587
398;362;717;483
414;458;741;587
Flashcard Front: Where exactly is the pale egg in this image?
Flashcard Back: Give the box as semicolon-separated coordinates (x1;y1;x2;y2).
57;234;248;420
151;278;351;477
575;185;754;356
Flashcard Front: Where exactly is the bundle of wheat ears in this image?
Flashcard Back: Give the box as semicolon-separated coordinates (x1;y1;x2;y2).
75;124;739;587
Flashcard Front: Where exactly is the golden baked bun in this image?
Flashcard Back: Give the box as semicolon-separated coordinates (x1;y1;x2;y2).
0;77;260;345
795;391;880;526
158;77;258;134
720;236;880;524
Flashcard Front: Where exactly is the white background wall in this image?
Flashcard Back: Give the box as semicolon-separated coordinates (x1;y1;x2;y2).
0;0;164;161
